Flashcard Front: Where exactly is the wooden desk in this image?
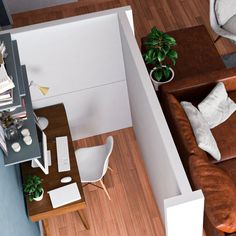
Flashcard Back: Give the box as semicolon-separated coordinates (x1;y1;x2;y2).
21;104;88;235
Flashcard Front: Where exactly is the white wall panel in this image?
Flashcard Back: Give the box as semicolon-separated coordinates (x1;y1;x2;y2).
32;81;131;140
12;14;126;102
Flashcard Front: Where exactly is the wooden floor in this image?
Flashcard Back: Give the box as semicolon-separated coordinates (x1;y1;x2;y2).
47;128;165;236
11;1;235;235
12;0;236;56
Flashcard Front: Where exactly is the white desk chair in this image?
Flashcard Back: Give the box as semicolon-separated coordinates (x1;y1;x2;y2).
210;0;236;43
75;136;114;200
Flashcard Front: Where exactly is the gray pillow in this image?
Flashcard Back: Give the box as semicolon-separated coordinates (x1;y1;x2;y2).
223;14;236;34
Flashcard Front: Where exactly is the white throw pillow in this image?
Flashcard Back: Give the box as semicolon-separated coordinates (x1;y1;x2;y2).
198;82;236;129
181;101;221;161
215;0;236;26
223;14;236;34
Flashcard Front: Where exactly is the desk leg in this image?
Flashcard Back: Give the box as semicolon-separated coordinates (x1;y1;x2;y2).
77;210;90;230
42;219;51;236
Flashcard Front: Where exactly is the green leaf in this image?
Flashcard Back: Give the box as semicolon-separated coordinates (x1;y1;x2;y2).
157;51;165;62
162;45;170;55
163;34;176;45
163;67;171;79
153;69;163;82
167;50;178;59
170;58;176;66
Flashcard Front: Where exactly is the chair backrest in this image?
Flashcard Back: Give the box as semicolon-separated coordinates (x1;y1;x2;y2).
101;136;114;177
214;0;236;25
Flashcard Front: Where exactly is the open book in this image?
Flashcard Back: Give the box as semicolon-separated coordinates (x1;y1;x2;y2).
0;64;15;94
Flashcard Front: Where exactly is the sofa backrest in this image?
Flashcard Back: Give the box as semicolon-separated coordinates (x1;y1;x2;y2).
160;68;236;103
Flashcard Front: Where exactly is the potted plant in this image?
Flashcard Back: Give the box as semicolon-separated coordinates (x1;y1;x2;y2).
23;175;44;202
143;27;178;90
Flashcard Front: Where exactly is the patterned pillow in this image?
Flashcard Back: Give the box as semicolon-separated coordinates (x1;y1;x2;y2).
198;82;236;129
181;101;221;161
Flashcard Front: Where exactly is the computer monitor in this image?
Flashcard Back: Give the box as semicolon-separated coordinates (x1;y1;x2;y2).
31;123;49;175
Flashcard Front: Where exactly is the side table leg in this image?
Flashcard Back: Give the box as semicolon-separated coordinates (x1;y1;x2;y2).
42;219;51;236
77;210;90;230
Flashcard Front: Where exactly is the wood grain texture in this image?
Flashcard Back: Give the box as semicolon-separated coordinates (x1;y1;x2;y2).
12;1;221;235
21;104;86;222
12;0;236;56
45;128;165;236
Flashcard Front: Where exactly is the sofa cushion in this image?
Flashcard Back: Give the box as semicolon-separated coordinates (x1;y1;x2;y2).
198;82;236;129
223;14;236;34
215;0;236;26
189;150;236;233
164;94;198;156
181;101;221;161
211;90;236;162
217;158;236;185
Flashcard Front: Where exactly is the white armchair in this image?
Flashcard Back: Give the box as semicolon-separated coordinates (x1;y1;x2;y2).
75;136;114;200
210;0;236;43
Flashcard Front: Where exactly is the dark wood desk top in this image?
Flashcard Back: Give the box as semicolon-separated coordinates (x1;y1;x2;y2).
21;104;86;222
141;25;225;81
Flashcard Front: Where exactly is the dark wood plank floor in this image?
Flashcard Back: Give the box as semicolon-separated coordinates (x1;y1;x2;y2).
12;0;236;56
46;128;165;236
11;1;233;235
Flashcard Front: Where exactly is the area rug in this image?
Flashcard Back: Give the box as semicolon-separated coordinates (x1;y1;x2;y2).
222;52;236;68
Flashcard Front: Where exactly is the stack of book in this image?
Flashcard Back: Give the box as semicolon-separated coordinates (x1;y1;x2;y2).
0;62;15;107
11;98;27;120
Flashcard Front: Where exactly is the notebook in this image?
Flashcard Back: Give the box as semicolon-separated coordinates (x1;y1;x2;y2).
48;182;81;208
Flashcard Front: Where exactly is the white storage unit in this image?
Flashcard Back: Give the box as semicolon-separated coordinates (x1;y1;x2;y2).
2;6;204;236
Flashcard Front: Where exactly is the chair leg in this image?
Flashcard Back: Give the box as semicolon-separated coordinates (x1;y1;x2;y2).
214;35;221;43
99;180;111;200
108;166;114;172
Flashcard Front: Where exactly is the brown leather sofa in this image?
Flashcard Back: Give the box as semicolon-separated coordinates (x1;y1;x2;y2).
160;68;236;236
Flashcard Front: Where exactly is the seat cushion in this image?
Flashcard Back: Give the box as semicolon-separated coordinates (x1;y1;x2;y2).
215;0;236;25
75;145;107;182
217;158;236;185
223;14;236;34
211;90;236;162
189;150;236;233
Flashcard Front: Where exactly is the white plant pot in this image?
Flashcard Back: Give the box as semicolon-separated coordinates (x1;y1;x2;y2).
150;66;174;91
33;189;44;201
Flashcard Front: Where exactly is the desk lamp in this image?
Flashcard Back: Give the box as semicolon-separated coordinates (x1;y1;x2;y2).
29;81;49;130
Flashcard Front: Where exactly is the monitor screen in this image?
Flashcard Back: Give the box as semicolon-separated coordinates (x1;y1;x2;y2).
31;123;49;175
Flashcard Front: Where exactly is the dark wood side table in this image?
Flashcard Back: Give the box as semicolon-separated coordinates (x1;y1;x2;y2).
141;25;225;81
21;104;89;236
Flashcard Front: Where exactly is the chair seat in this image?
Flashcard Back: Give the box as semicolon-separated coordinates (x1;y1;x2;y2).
223;14;236;35
75;145;107;182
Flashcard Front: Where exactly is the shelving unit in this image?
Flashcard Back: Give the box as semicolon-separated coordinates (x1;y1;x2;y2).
0;33;41;166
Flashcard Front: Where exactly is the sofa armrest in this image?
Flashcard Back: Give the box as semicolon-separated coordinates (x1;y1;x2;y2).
162;93;199;175
189;150;236;233
159;67;236;97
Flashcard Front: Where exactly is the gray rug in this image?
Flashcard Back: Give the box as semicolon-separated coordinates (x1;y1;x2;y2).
222;52;236;68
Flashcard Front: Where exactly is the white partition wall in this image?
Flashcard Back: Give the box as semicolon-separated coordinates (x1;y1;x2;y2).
118;10;204;236
2;6;205;235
